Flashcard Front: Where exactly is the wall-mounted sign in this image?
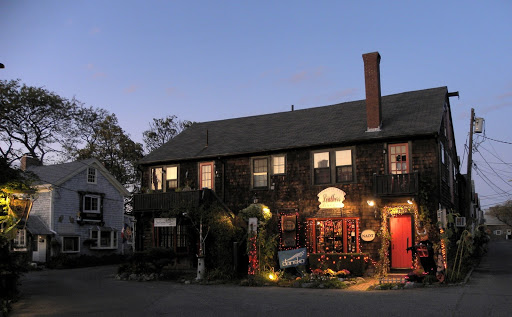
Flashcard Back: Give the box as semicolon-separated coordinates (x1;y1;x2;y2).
154;217;176;227
248;217;258;234
361;229;376;241
318;187;346;209
278;248;307;268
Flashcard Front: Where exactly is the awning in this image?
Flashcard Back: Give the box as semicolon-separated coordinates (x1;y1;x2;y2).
26;215;54;235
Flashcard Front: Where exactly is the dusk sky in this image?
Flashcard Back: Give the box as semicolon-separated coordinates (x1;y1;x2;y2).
1;1;511;210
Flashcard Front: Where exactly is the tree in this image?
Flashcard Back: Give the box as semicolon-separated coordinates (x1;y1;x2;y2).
72;113;144;188
0;79;78;164
142;115;193;153
488;200;512;226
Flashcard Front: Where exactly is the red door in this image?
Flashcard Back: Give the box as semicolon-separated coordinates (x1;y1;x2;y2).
390;215;413;269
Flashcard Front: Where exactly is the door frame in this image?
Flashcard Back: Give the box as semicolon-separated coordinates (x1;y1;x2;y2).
389;214;414;269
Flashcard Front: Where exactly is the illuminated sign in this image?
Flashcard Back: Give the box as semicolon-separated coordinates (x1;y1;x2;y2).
318;187;346;209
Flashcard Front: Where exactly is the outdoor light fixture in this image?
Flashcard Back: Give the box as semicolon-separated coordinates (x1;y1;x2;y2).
367;200;375;207
407;199;414;205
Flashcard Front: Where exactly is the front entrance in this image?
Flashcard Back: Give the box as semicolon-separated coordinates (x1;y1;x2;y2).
32;235;47;263
389;215;413;269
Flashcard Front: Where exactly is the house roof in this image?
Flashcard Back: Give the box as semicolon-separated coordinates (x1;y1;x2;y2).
27;158;130;196
139;86;448;165
26;215;53;235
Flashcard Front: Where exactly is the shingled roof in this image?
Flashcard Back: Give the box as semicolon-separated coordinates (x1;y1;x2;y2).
139;86;448;165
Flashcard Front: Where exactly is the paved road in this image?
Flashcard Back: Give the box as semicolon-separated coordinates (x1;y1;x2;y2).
11;240;512;317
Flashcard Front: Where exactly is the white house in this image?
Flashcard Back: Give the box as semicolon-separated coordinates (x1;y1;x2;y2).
15;156;130;263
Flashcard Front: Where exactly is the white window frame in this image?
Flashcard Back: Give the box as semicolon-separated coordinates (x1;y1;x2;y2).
87;167;97;184
13;228;27;251
494;230;502;235
62;236;80;253
89;229;118;249
83;194;101;213
252;157;269;189
272;155;286;175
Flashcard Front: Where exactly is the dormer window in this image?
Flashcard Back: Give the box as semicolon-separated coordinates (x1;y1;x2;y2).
87;167;97;184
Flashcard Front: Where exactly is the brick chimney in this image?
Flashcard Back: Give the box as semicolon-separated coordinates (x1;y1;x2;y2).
20;154;42;171
363;52;382;131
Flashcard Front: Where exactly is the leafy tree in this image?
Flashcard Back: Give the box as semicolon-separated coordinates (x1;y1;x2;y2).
0;79;78;164
488;200;512;226
142;115;193;153
73;114;144;188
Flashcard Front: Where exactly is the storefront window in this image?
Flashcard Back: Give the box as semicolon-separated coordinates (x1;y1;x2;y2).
307;218;359;254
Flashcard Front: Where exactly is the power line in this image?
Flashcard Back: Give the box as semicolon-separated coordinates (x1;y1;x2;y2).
481;135;512;145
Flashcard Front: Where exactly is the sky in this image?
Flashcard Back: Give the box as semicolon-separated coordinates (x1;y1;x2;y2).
1;1;511;210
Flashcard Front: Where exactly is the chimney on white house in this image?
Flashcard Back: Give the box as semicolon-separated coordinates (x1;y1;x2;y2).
20;154;42;171
363;52;382;131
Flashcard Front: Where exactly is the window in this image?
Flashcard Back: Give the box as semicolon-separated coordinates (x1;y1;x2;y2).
272;155;286;175
151;166;179;191
13;229;27;250
199;162;214;189
62;236;80;253
253;158;268;188
440;143;445;164
155;225;189;253
151;167;163;191
313;148;354;185
306;218;359;253
87;167;97;184
495;230;502;235
83;195;100;213
166;166;178;190
314;152;330;184
89;228;118;249
336;150;353;182
389;143;409;174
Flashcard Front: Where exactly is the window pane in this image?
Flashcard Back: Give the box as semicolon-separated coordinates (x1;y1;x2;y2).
336;166;353;182
335;150;352;166
314;152;329;168
314;168;330;184
166;166;177;180
201;164;212;189
253;158;268;188
151;168;163;190
87;168;96;183
63;237;79;252
273;156;285;174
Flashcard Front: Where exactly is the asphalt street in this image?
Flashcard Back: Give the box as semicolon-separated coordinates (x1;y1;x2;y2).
11;240;512;317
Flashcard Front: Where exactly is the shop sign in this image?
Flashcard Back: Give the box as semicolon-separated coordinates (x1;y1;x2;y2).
361;229;376;241
278;248;307;268
317;187;346;209
154;217;176;227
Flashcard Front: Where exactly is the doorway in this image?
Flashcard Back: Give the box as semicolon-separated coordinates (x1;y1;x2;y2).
32;235;47;263
389;214;413;269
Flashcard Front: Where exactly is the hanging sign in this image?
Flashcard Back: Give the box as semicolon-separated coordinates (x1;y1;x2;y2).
278;248;307;268
154;218;176;227
317;187;346;209
361;229;376;241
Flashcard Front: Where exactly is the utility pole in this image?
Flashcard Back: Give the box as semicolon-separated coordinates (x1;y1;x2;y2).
466;108;475;218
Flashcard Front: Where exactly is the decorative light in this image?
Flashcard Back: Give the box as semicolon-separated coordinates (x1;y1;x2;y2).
407;199;414;205
367;200;375;207
268;273;275;281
